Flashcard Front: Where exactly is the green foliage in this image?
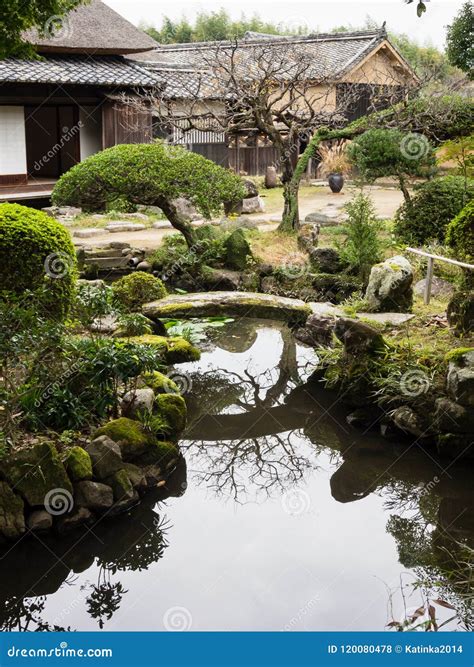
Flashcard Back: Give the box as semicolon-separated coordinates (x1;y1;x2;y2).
390;33;460;82
52;142;245;218
347;95;474;144
73;281;115;329
347;129;436;184
0;0;87;58
142;9;307;44
151;232;227;280
0;204;77;319
112;273;167;313
115;313;153;337
446;2;474;79
394;176;474;245
446;201;474;264
22;337;164;431
439;135;474;182
338;193;383;283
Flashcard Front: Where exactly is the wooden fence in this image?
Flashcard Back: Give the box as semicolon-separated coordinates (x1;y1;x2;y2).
189;142;282;176
406;247;474;305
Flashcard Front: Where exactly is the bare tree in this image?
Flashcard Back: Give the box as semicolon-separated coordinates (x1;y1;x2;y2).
152;33;413;231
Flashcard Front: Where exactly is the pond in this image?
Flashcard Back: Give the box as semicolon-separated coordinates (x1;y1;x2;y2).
0;319;472;632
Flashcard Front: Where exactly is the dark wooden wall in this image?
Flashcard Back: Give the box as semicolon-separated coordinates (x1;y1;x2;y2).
189;142;282;176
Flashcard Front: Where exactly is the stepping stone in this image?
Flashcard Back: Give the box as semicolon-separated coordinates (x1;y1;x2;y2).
152;221;172;229
84;256;131;269
74;228;108;238
105;222;146;233
356;312;415;326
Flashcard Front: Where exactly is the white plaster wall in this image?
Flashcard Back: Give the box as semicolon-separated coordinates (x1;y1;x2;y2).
79;107;103;160
0;106;27;175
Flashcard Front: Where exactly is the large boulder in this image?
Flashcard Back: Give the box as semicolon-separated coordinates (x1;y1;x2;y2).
74;481;114;512
169;197;202;222
0;443;72;507
446;349;474;408
447;291;474;335
295;313;335;347
65;446;93;482
223;229;253;270
93;418;156;461
364;255;413;313
121;387;155;419
435;397;474;434
27;509;53;533
0;481;25;542
265;166;278;188
309;247;341;274
334;318;386;355
241;196;265;214
414;276;454;299
86;436;123;480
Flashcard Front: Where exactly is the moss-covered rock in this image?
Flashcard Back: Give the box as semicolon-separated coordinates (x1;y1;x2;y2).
447;291;474;336
94;418;155;461
106;469;134;502
223;229;253;270
0;481;25;542
134;440;180;467
122;462;146;491
0;442;73;507
116;335;200;364
142;371;179;395
155;394;187;435
65;446;93;482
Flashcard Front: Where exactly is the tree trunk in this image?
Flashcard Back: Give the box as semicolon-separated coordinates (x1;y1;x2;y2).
159;199;198;248
277;127;359;233
398;174;412;205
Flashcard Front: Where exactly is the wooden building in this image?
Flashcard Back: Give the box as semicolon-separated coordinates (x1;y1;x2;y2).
0;0;161;201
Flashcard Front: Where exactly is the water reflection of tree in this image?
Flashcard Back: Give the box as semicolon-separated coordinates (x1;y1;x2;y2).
0;464;184;631
386;486;474;631
184;327;317;501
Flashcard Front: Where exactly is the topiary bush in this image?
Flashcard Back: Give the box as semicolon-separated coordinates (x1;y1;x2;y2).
112;273;167;312
52;142;246;247
0;203;76;318
446;200;474;264
394;176;474;245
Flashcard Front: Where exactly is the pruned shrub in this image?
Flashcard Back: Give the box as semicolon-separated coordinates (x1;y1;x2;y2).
112;272;167;312
0;203;76;319
52;142;245;219
394;176;474;245
446;200;474;264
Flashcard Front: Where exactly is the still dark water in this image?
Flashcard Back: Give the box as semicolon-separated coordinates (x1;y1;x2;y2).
0;320;472;632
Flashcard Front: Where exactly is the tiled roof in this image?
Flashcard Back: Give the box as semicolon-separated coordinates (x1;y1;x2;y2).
0;55;164;88
131;30;397;99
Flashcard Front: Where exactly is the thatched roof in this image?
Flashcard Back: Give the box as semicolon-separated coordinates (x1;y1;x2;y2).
24;0;157;55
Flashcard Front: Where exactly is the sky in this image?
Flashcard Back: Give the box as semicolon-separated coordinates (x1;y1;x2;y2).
105;0;466;49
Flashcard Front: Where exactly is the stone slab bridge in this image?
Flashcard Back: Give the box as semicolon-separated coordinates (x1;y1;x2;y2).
143;291;313;326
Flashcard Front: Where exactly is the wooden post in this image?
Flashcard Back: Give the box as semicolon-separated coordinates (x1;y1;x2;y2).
424;256;434;305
